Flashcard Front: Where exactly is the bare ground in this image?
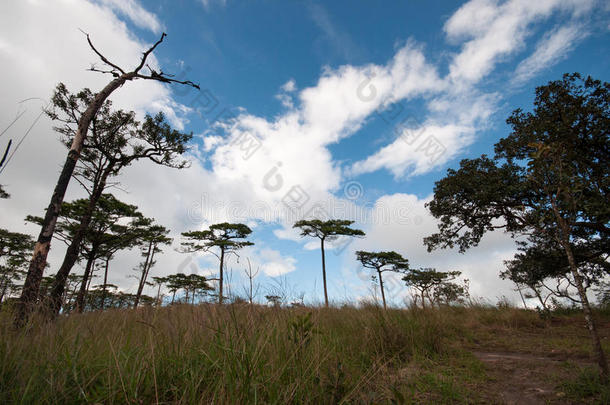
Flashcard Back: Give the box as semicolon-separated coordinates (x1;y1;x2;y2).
472;350;593;404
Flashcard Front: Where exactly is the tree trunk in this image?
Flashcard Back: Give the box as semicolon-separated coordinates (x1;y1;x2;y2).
560;234;608;380
15;75;132;326
218;248;225;304
552;204;608;380
515;283;528;309
320;238;328;307
48;166;113;316
171;290;176;304
134;241;154;308
377;269;387;310
101;257;109;310
75;253;97;313
0;280;8;305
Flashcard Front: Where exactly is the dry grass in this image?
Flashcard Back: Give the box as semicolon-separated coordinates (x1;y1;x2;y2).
1;303;608;404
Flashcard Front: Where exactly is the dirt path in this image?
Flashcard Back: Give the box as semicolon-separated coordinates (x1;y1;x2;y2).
472;351;589;404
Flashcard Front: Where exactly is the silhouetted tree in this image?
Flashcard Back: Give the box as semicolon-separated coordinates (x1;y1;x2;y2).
26;194;145;313
133;223;172;308
424;74;609;378
355;250;409;309
402;268;461;308
181;223;253;304
17;31;199;326
37;84;192;316
294;219;365;307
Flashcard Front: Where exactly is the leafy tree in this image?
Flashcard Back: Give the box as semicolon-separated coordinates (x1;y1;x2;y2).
501;236;609;311
355;250;409;309
181;223;253;304
424;73;610;378
293;219;365;307
265;295;282;307
151;276;167;306
133;223;172;308
158;273;213;304
402;268;461;308
26;194;145;313
0;229;34;304
38;84;191;315
17;32;198;326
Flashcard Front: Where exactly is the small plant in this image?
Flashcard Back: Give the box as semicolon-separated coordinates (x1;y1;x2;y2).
288;311;316;348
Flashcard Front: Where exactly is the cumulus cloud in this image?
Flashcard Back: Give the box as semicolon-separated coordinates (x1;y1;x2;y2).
341;193;521;305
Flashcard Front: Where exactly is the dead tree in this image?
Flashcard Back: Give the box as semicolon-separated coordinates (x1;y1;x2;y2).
243;258;260;305
15;32;199;326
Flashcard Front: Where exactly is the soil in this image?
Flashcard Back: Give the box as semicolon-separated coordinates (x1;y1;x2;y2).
472;350;592;404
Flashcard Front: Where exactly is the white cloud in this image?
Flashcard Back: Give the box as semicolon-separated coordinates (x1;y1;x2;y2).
350;123;475;178
0;0;191;292
258;248;297;277
350;0;594;179
445;0;594;85
281;79;297;93
512;24;588;84
0;0;602;304
98;0;164;34
342;193;521;305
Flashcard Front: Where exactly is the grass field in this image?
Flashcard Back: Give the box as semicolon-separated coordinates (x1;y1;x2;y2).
1;303;609;404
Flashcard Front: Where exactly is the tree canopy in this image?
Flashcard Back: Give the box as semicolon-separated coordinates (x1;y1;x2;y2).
294;219;365;307
424;73;610;378
181;222;254;303
355;250;409;309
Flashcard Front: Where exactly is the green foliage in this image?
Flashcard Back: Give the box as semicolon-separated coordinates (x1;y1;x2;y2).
426;73;609;256
181;222;254;253
46;83;193;181
293;219;365;240
26;194;145;264
403;268;463;308
158;273;213;304
355;250;409;272
288;311;316;348
0;229;34;302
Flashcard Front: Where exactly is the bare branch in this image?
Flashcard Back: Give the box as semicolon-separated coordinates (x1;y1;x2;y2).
136;72;200;89
81;29;125;76
134;32;167;73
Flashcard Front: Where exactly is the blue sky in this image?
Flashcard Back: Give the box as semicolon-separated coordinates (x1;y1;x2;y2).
1;0;609;305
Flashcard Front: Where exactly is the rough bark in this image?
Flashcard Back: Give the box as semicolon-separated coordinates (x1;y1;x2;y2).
377;269;387;310
320;237;328;308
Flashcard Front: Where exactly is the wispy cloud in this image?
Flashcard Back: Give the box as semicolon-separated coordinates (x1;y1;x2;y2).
512;24;588;85
307;3;363;61
98;0;164;34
